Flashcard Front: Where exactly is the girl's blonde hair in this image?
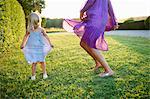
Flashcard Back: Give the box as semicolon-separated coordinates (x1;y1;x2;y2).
27;12;42;31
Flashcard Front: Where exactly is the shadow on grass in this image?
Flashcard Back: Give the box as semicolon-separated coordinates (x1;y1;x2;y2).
0;53;54;98
111;36;150;55
44;59;118;98
108;35;150;98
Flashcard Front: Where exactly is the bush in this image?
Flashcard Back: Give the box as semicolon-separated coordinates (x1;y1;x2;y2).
0;0;25;56
144;16;150;30
124;18;135;24
118;17;150;30
46;18;63;28
41;17;47;28
118;20;145;30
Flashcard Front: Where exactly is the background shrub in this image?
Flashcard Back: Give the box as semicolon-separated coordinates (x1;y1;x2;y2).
123;18;135;24
46;18;63;28
118;20;145;30
0;0;25;57
144;16;150;30
41;17;47;28
118;16;150;30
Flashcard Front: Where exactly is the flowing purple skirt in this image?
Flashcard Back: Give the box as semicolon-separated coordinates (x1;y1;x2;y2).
63;0;117;51
63;17;115;51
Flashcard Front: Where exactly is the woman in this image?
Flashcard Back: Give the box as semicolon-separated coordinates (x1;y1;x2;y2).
63;0;118;77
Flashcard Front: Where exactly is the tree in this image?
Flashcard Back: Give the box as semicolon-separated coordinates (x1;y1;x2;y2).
41;17;47;28
17;0;45;15
17;0;45;27
124;18;135;24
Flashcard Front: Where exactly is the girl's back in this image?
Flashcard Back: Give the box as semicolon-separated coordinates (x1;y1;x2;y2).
26;27;46;48
23;27;51;64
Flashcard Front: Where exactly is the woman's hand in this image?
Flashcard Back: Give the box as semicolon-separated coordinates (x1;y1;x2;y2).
80;12;88;21
113;24;119;30
80;12;84;21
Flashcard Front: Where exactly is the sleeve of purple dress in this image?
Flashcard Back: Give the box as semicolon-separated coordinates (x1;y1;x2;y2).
108;0;117;25
80;0;96;12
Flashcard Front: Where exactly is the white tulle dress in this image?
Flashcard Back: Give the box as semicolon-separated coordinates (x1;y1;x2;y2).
22;29;51;64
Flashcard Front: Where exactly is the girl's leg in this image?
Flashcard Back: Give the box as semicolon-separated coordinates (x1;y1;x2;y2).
80;41;114;77
40;62;47;74
40;62;48;79
32;63;37;76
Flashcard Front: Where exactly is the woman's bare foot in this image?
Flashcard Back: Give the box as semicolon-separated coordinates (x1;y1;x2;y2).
99;71;114;77
94;65;102;73
94;61;102;72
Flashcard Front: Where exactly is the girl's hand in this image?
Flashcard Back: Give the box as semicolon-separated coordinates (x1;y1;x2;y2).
51;44;54;48
20;45;24;49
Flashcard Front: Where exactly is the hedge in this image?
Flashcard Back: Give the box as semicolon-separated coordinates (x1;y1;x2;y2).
144;16;150;30
46;18;63;28
0;0;25;57
118;20;145;30
118;17;150;30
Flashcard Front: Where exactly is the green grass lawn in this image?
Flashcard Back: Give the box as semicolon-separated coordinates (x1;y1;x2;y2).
45;28;65;33
0;33;150;98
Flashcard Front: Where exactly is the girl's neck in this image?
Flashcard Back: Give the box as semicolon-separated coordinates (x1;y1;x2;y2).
34;25;39;29
30;26;40;32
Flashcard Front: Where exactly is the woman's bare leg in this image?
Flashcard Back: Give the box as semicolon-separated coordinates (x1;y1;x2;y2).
95;60;102;67
80;41;102;68
80;41;114;76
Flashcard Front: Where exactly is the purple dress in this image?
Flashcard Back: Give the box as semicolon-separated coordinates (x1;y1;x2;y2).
63;0;117;51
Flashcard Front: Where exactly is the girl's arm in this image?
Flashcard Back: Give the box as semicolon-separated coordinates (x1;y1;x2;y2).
42;28;54;47
20;32;30;49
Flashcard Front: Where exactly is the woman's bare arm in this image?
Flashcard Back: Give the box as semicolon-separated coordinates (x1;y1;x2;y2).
80;0;96;21
108;0;117;26
80;0;96;13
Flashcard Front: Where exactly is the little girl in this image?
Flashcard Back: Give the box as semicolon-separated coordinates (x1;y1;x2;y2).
20;12;53;80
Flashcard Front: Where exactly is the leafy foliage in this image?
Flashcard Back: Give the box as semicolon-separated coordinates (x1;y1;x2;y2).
17;0;45;28
46;18;63;28
144;16;150;30
0;0;25;57
124;18;135;24
17;0;45;16
0;33;149;98
118;16;150;30
41;17;47;28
